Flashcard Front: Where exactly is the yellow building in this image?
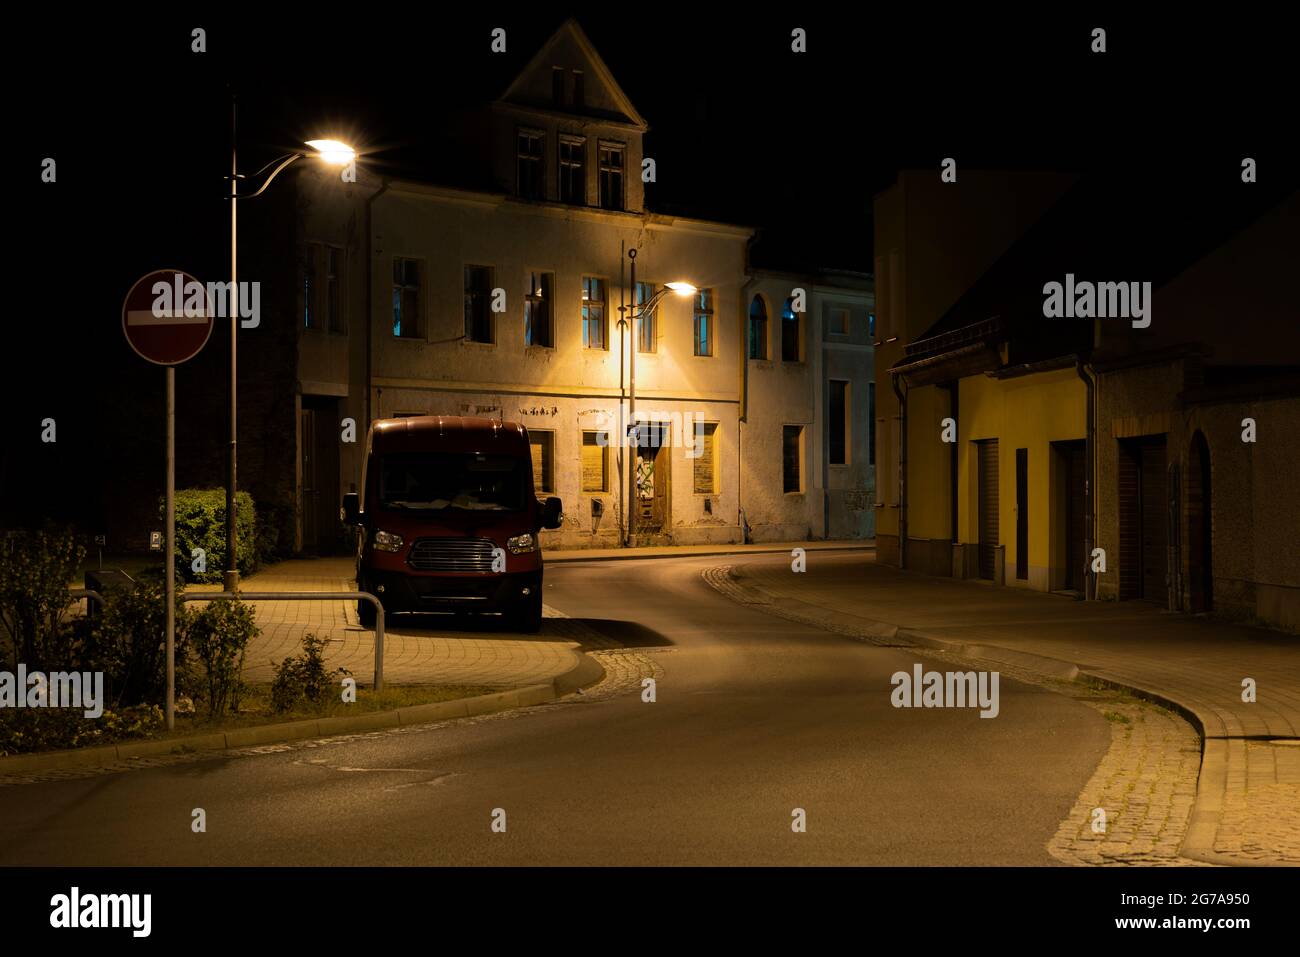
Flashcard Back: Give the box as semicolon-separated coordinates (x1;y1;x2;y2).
871;171;1080;587
872;169;1299;631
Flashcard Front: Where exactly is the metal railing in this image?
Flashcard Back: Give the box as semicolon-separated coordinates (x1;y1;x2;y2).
181;592;386;691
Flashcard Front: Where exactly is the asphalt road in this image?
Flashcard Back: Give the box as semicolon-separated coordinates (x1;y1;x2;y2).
0;554;1110;865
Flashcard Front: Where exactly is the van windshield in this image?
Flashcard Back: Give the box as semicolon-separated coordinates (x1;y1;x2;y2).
377;452;528;512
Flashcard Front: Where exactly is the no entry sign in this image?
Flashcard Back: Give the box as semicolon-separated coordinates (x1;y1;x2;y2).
121;269;215;365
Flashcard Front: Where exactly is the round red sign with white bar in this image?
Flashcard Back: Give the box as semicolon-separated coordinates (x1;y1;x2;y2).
121;268;215;365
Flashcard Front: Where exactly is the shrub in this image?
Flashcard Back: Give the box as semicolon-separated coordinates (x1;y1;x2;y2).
0;526;85;672
164;489;257;584
0;704;163;757
271;633;351;713
86;568;195;709
254;499;295;566
188;599;259;718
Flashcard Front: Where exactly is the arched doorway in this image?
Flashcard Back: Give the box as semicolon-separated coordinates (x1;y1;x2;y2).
1187;430;1213;612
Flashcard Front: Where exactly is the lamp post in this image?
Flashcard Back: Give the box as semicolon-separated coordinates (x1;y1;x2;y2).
615;246;695;547
222;100;355;590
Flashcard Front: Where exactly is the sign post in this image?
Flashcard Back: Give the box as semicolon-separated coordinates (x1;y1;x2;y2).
166;366;174;729
122;269;215;730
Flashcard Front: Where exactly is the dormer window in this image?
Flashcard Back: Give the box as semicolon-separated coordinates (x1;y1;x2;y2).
552;67;564;106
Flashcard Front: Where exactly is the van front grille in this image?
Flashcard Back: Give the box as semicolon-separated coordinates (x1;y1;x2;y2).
406;537;497;573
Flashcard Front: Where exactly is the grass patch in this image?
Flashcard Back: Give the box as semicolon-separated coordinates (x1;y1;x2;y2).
1;684;499;756
163;683;499;737
1103;710;1132;725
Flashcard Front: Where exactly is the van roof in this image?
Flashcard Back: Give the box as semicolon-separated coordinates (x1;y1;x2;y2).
370;415;529;453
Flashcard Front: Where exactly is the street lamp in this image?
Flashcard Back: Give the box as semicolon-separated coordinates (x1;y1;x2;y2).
223;100;356;590
615;247;696;547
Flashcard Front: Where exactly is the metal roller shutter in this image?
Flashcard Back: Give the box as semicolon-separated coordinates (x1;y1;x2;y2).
978;439;999;580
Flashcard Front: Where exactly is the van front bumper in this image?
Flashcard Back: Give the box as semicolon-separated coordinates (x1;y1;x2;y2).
361;569;542;615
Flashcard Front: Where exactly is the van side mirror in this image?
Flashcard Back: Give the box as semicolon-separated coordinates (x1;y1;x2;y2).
341;492;361;526
541;497;563;530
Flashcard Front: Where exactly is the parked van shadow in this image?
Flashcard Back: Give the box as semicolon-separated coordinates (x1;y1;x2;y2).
384;613;674;648
569;618;675;648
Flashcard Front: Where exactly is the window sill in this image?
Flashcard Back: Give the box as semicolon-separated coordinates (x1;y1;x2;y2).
524;343;557;353
461;338;497;348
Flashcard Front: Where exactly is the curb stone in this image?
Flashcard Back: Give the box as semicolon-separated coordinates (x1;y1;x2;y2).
0;652;606;775
544;543;873;564
702;563;1261;867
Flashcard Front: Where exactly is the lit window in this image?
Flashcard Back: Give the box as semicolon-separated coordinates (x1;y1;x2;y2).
392;258;421;338
582;277;606;349
694;289;714;356
525;271;554;347
748;296;767;360
636;282;658;353
781;298;800;362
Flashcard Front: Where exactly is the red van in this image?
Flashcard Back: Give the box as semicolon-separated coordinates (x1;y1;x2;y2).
340;416;563;632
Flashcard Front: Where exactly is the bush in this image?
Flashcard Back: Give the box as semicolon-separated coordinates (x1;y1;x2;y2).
254;499;295;566
0;704;163;757
189;599;259;718
0;526;85;672
271;633;351;713
164;489;258;584
85;568;195;709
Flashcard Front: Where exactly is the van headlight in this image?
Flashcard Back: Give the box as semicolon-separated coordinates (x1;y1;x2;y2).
373;530;403;553
507;533;537;554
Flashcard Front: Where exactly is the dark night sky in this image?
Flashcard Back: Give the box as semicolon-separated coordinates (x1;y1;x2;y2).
5;9;1295;527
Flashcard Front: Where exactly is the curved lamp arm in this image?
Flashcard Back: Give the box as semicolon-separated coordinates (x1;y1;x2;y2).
230;152;303;199
628;288;672;318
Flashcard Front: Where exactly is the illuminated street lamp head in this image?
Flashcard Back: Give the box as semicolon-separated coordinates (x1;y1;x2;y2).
305;139;356;165
665;281;697;296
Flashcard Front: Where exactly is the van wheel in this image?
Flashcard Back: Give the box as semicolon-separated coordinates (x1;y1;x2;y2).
358;598;377;629
509;593;542;633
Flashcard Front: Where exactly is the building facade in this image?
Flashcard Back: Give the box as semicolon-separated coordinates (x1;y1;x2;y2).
236;19;873;554
871;169;1299;631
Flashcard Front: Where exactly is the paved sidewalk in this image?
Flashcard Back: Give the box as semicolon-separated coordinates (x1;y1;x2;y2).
710;554;1300;866
543;540;872;563
191;559;586;689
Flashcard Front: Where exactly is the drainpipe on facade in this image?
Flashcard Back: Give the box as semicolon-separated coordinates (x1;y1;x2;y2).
892;373;908;570
1076;359;1095;601
947;380;959;552
363;176;391;431
738;264;758;545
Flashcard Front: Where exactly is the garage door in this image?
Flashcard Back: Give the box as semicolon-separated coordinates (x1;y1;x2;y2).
1118;435;1168;601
